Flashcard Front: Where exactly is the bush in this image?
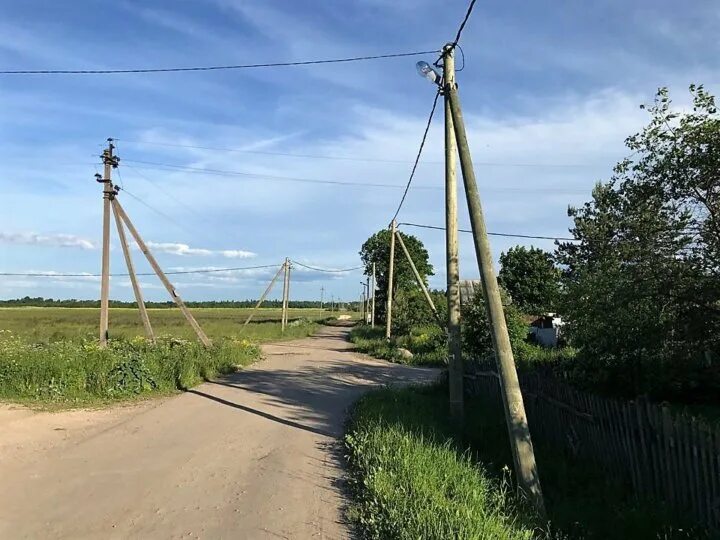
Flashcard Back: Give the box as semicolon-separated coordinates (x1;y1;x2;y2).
392;289;446;336
461;289;528;363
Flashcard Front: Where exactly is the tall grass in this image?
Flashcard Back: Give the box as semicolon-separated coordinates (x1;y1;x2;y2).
345;385;541;540
0;336;260;405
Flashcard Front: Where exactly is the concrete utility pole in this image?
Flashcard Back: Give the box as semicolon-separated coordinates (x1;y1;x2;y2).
442;45;464;420
98;139;117;346
385;220;397;338
395;231;440;323
444;43;545;515
113;200;212;347
371;262;376;328
365;276;370;323
359;282;367;322
244;264;285;327
320;286;325;310
281;258;291;332
112;202;154;342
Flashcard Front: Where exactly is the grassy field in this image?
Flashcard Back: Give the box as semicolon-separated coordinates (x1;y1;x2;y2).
0;306;346;407
0;306;336;343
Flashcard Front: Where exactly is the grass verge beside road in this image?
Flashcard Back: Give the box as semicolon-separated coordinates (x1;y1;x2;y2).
0;307;325;407
345;384;540;540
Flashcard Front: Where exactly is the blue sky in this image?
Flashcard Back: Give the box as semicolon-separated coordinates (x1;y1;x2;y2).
1;0;718;303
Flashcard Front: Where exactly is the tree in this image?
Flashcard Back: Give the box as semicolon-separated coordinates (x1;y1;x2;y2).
359;229;433;325
498;246;560;314
556;85;720;400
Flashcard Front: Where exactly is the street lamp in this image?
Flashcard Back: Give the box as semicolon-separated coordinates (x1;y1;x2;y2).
416;60;442;86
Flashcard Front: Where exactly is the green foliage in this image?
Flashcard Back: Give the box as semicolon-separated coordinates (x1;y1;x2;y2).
0;336;261;404
345;385;538;540
346;383;705;540
556;85;720;401
392;288;446;336
348;326;401;362
461;289;529;363
359;229;434;324
349;324;448;367
499;246;561;315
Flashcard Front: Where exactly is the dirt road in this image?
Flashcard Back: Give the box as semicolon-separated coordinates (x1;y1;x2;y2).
0;326;438;539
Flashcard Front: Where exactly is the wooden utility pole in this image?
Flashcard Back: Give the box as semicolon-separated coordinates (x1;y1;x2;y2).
244;264;285;326
395;231;440;322
385;220;397;338
371;262;376;328
98;139;117;346
113;200;212;347
443;45;464;419
281;258;290;332
112;202;154;342
445;43;545;515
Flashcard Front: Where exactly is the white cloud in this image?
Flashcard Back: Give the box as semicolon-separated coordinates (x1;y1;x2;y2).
0;231;95;250
144;242;256;258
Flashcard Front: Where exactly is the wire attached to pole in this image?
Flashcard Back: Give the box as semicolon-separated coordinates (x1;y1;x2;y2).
391;89;441;222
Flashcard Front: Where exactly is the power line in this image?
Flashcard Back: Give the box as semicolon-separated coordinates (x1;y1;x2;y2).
0;50;438;75
398;222;578;241
117;139;595;168
452;0;478;47
121;159;590;194
0;264;281;278
392;89;441;222
122;159;440;190
117;186;194;234
290;261;364;273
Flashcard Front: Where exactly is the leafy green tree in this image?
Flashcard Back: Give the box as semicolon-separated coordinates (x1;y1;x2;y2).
359;229;433;324
498;246;560;314
556;85;720;400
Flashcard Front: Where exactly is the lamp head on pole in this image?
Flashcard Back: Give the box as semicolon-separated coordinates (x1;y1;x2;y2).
415;61;441;86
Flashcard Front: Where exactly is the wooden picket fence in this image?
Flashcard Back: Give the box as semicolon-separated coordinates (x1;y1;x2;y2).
464;367;720;532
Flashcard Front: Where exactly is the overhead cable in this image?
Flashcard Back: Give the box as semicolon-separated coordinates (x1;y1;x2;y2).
0;264;281;278
391;89;441;221
397;222;578;241
290;261;364;273
0;50;438;75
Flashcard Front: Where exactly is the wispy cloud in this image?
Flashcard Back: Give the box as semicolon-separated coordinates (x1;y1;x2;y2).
0;232;95;250
144;242;256;258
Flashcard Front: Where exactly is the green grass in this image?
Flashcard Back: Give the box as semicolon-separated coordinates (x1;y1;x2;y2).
0;306;331;343
0;306;333;407
345;383;710;540
0;335;260;406
345;384;542;540
348;325;448;366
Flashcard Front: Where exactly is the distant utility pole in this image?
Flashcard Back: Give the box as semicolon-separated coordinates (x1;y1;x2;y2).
371;262;376;328
385;219;397;338
443;42;545;515
244;264;285;326
330;294;334;312
320;286;325;309
98;139;117;346
442;46;464;420
281;258;291;332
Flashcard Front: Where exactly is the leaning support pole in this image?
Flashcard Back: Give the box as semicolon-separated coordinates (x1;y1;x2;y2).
281;258;290;332
395;231;440;323
111;200;155;342
443;45;464;419
243;264;285;327
446;54;545;515
114;200;212;347
385;220;397;338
